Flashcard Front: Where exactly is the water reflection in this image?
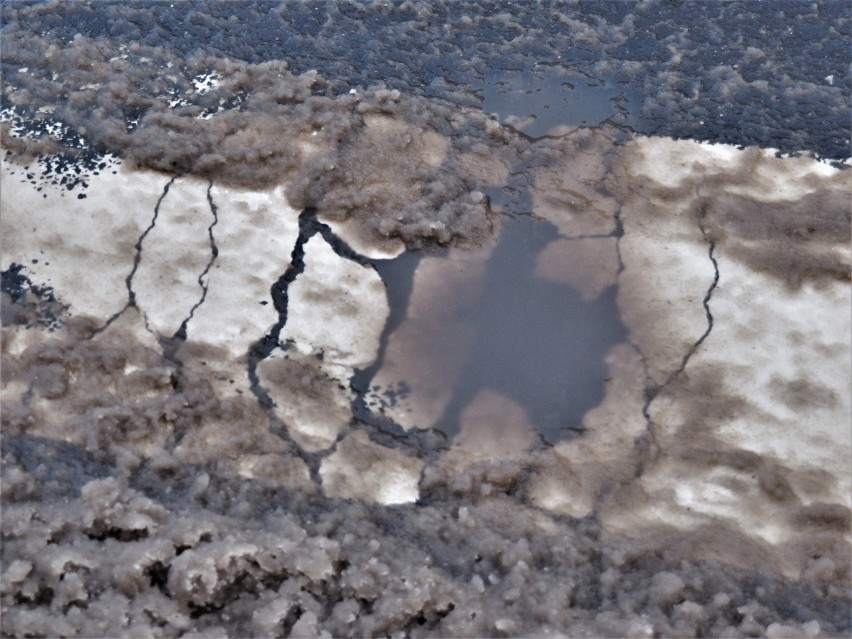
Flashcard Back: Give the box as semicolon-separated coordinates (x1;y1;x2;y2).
482;69;629;138
361;214;627;445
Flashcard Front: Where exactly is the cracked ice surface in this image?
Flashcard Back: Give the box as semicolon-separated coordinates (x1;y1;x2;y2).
2;136;850;637
5;136;846;532
600;139;851;569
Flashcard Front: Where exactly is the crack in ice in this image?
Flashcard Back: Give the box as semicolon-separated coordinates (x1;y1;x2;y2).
246;209;314;411
243;209;389;481
172;180;220;343
631;202;721;479
91;175;177;337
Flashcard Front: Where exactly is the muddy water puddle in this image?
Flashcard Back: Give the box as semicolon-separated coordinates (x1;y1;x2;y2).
482;68;640;138
355;214;627;447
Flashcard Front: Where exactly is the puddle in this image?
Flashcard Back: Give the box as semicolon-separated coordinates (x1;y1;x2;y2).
357;214;628;445
482;69;636;138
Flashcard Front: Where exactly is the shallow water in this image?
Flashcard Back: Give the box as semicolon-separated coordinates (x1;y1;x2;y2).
482;69;633;137
360;214;626;443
